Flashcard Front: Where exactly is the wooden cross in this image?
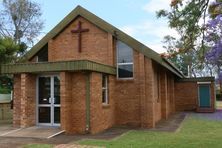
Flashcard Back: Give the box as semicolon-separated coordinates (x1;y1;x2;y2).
71;21;89;53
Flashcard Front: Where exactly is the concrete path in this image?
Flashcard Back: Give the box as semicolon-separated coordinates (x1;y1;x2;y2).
190;109;222;121
2;126;64;139
0;120;19;136
148;112;187;132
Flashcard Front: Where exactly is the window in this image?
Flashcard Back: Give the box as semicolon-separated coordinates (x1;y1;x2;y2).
37;44;48;62
116;41;133;79
102;74;109;104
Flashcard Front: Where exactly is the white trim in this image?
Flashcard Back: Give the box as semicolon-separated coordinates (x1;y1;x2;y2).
0;128;23;136
47;130;65;139
197;82;211;84
118;62;133;65
102;75;109;104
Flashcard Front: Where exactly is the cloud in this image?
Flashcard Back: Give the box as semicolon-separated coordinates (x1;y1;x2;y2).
120;20;178;53
142;0;171;13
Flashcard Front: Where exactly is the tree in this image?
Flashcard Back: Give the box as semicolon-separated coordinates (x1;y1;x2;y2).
0;0;43;94
0;37;26;64
157;0;211;77
161;35;189;76
205;0;222;94
205;1;222;74
0;0;44;46
0;37;25;93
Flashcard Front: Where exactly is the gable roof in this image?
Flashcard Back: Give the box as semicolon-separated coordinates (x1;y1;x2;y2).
24;5;184;78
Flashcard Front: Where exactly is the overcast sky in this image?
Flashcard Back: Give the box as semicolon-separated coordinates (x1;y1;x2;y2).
33;0;177;53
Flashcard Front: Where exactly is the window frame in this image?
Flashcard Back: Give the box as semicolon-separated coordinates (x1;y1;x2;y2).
102;74;109;104
116;41;134;80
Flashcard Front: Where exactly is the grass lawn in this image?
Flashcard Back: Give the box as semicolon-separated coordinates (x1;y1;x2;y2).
23;144;53;148
78;116;222;148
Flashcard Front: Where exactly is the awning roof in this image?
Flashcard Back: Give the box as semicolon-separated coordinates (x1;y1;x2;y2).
0;60;116;75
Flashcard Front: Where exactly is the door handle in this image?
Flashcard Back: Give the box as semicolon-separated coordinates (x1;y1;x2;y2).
49;98;51;104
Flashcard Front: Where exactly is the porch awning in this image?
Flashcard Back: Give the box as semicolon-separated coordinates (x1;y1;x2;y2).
0;60;116;75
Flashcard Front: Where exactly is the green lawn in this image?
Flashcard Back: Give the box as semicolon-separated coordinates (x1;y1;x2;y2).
79;116;222;148
23;144;53;148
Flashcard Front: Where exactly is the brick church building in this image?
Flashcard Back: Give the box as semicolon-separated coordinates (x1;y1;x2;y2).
0;6;215;134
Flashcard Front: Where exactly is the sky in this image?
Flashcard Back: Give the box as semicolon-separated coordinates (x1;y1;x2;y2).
33;0;177;53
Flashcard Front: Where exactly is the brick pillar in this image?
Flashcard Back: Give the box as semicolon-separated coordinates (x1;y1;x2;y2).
20;73;36;127
60;72;72;133
139;54;146;127
160;71;168;119
141;57;155;128
13;74;21;127
170;76;175;113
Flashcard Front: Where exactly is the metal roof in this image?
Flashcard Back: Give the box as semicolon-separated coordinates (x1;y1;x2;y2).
0;60;116;75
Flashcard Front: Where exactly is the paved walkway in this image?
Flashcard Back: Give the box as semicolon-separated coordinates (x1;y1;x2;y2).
148;112;186;132
190;109;222;121
1;126;64;139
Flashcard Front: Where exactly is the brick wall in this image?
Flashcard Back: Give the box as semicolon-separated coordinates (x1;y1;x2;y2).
13;74;21;127
60;72;73;133
114;51;142;127
60;71;116;134
175;81;198;111
13;74;36;127
167;74;175;115
60;72;87;134
143;58;156;128
152;63;162;123
175;80;215;112
90;72;116;134
48;16;114;66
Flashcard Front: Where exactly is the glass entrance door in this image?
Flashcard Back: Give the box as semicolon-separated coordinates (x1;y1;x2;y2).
38;76;60;126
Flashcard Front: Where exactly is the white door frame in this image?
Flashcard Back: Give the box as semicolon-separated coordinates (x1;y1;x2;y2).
36;75;61;127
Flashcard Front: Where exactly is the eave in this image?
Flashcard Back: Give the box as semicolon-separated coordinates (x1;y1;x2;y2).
0;60;116;75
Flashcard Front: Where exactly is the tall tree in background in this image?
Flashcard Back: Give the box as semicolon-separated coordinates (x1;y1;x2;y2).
157;0;210;77
205;0;222;94
0;0;43;92
0;0;43;47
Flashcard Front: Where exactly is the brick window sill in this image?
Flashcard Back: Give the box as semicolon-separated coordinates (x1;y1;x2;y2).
102;103;110;108
116;78;134;82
